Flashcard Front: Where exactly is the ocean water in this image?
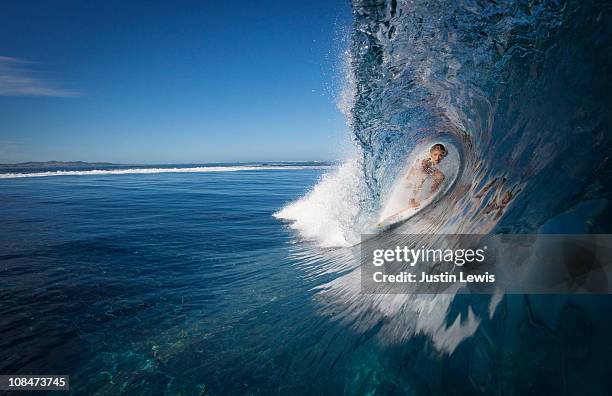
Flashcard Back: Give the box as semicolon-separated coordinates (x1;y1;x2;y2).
2;166;612;395
0;166;336;394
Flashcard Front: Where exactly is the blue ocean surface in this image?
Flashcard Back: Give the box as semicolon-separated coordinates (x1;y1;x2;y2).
0;166;341;394
0;167;609;395
2;165;611;395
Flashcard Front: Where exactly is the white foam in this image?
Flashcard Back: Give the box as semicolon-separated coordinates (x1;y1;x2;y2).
0;165;333;179
274;157;367;247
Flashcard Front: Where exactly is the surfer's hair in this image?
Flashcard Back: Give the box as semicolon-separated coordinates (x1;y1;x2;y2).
430;143;447;156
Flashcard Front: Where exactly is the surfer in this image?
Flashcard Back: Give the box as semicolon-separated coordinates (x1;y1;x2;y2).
375;143;448;228
390;143;448;218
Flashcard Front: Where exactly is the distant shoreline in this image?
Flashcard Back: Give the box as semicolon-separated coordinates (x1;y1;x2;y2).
0;160;337;169
0;161;118;169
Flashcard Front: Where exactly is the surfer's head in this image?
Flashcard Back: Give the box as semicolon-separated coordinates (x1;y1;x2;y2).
429;144;447;164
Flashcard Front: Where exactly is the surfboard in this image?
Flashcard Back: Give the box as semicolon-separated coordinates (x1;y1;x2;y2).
373;207;420;230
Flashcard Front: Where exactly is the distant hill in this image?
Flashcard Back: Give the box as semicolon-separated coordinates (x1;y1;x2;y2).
0;161;118;168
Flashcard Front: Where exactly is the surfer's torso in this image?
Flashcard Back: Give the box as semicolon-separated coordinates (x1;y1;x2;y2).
420;158;437;175
406;157;445;199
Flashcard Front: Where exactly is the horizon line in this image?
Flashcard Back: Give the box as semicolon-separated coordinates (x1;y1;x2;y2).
0;159;341;167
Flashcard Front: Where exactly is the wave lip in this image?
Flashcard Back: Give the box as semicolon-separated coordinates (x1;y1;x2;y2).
0;165;334;179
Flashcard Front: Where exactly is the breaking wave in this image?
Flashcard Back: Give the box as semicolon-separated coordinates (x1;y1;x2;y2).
277;0;612;353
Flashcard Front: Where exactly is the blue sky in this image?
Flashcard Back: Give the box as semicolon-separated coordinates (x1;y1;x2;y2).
0;1;352;163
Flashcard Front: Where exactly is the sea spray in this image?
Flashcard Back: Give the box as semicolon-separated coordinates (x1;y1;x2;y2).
274;158;368;247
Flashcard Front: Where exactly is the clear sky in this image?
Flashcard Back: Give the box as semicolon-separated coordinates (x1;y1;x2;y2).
0;0;352;164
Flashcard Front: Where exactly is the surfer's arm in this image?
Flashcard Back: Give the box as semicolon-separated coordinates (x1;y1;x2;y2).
404;166;417;182
430;170;445;193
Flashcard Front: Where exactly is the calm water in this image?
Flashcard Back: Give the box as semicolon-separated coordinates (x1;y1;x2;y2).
2;168;612;395
0;169;339;394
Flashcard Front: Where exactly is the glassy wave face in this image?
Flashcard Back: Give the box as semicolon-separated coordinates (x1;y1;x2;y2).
279;0;612;245
273;0;612;381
